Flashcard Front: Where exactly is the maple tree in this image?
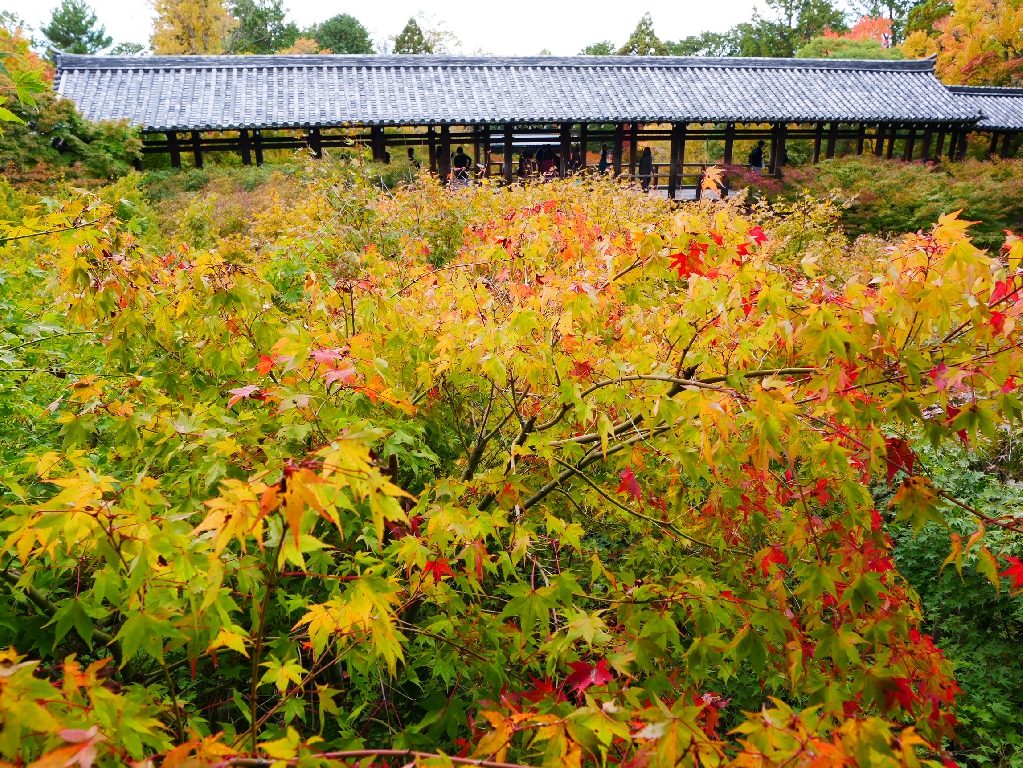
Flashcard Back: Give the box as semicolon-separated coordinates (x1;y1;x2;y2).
0;164;1022;767
901;0;1023;86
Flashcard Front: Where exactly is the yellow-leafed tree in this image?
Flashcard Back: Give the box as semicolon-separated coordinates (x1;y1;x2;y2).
150;0;238;55
902;0;1023;85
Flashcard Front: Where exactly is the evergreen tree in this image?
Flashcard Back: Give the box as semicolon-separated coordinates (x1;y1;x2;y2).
109;42;145;55
392;17;432;54
312;14;373;54
796;35;905;57
151;0;238;54
616;13;669;55
41;0;112;54
580;40;615;54
228;0;298;53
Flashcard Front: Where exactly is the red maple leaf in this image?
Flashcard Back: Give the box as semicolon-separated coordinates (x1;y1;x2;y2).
1000;555;1023;591
565;659;613;697
617;467;642;504
990;279;1014;305
1002;376;1017;394
669;242;706;279
423;558;453;581
748;226;768;245
928;363;951;391
521;677;566;703
571;360;593;378
884;677;917;712
884;437;915;484
944;405;969;445
759;546;788;575
255;355;276;376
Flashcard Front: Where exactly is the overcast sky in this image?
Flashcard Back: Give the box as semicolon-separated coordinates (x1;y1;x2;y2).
6;0;767;56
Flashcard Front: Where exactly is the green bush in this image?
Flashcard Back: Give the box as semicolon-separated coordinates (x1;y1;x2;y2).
769;156;1023;249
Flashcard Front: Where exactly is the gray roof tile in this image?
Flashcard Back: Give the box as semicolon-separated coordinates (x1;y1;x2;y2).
949;86;1023;130
53;53;981;132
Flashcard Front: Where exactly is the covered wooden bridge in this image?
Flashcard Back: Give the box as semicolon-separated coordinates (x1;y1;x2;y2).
54;53;1021;197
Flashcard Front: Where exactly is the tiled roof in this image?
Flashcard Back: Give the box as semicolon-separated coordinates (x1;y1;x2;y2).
53;53;982;132
949;86;1023;130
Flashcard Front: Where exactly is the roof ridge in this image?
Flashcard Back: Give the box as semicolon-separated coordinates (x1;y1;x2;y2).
949;84;1023;96
53;51;934;74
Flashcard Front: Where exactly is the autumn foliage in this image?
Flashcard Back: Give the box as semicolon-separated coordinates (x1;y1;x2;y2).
1;166;1022;767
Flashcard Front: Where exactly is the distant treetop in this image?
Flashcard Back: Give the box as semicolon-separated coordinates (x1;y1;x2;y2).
41;0;112;54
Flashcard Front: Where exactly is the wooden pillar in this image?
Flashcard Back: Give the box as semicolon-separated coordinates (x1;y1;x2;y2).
934;129;946;160
723;122;735;165
855;123;866;155
253;130;264;166
919;128;932;162
989;132;1000;157
768;124;779;175
167;131;181;169
428;126;437;173
956;131;969;161
1001;132;1016;159
239;129;252;166
902;127;916;161
825;122;838;159
873;124;886;157
579;123;587;170
191;130;203;169
947;130;959;160
370;126;384;161
668;123;685;200
483;125;491;177
628;123;638;178
560;122;571;178
308;127;322;159
777;123;788;172
811;122;824;164
885;126;896;159
613;123;624;177
473;126;481;178
503;124;513;183
439;125;451;182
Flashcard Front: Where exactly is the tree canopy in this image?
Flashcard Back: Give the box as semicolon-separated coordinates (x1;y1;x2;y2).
150;0;237;54
40;0;111;54
796;35;905;57
616;13;669;56
313;13;374;55
228;0;298;54
391;17;432;54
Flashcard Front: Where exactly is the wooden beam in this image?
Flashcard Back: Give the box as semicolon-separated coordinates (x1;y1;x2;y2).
473;126;481;178
439;124;451;182
167;131;181;169
855;123;865;155
560;122;571;178
428;126;437;173
723;122;735;165
873;124;886;157
308;127;322;159
191;130;203;169
919;128;932;162
1001;132;1016;159
613;123;624;177
239;129;252;166
768;124;779;175
777;123;788;172
253;130;264;166
956;131;969;161
579;123;587;170
811;122;823;164
825;122;838;159
902;127;916;161
628;122;638;178
483;125;491;177
668;123;683;200
503;124;513;183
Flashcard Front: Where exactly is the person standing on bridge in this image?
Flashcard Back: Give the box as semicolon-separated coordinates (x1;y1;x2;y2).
452;147;471;180
638;147;653;190
748;140;765;173
598;144;611;174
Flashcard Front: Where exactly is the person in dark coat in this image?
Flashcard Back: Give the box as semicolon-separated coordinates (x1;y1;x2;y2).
638;146;653;190
748;140;765;172
598;144;611;174
407;147;420;169
452;147;471;180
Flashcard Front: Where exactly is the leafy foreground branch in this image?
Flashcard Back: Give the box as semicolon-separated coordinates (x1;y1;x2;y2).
0;174;1021;767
